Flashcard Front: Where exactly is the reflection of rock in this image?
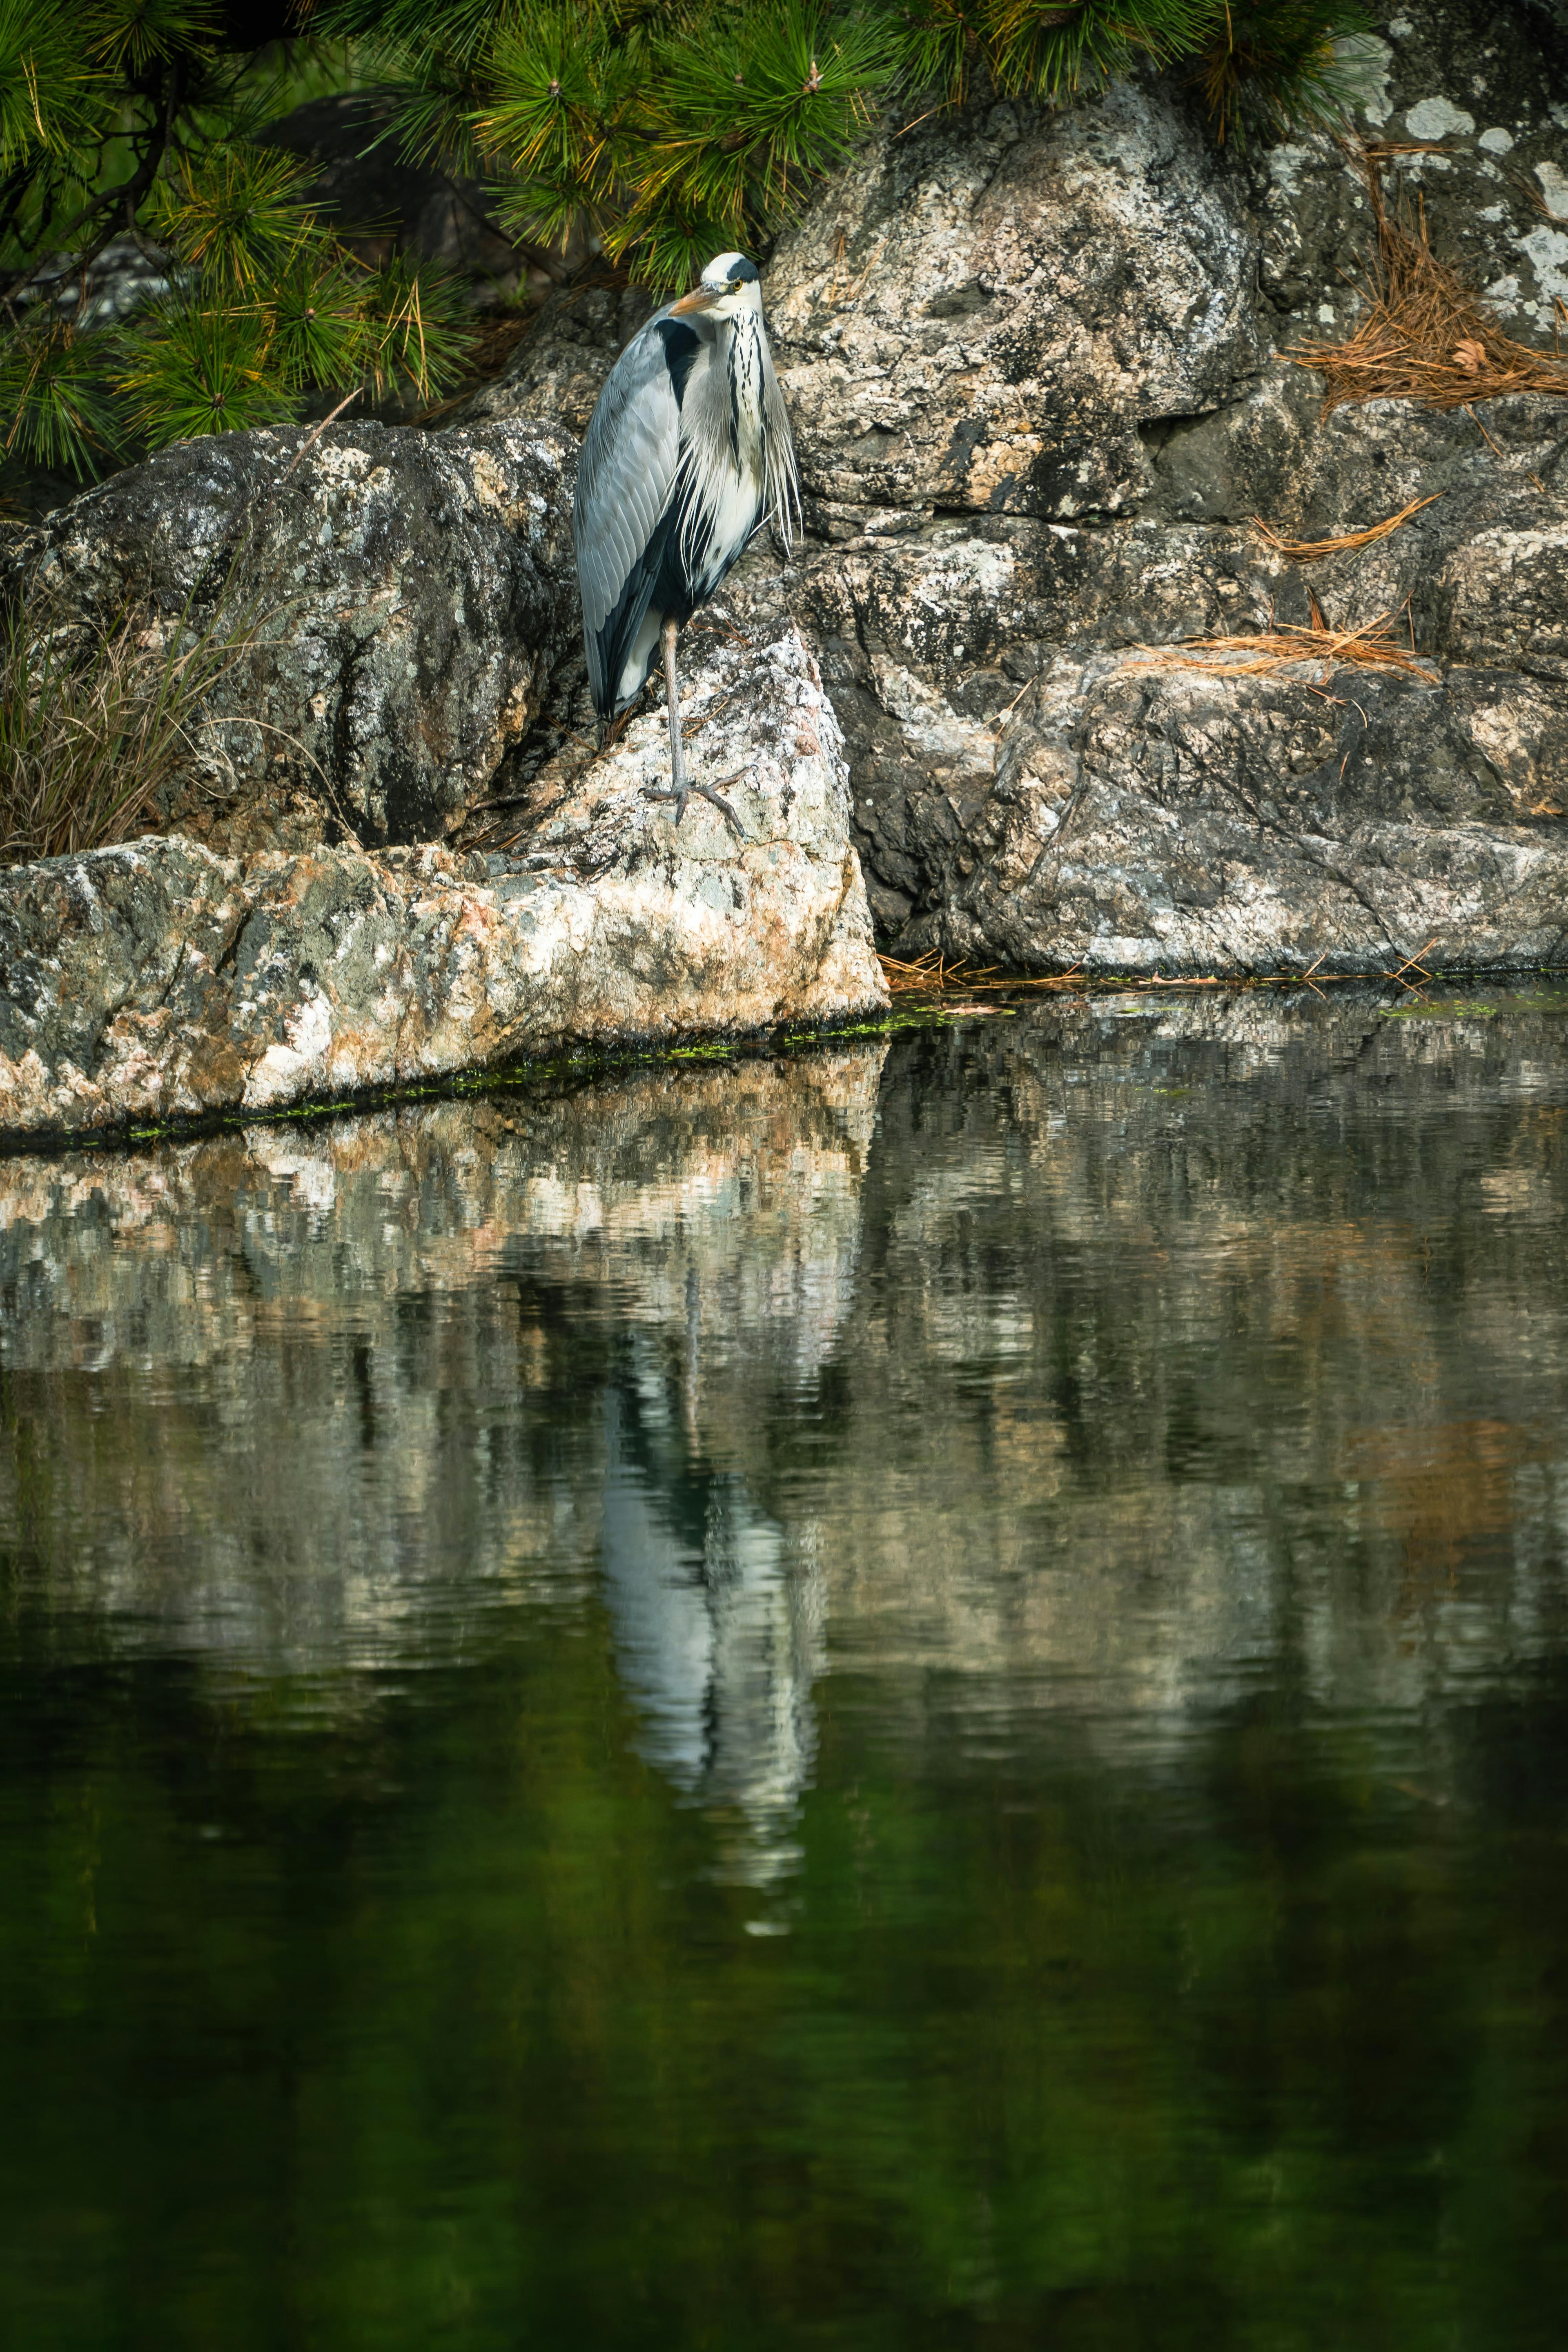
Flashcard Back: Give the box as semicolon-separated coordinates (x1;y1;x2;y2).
0;1048;876;1873
826;988;1568;1738
0;1047;881;1710
6;992;1568;1812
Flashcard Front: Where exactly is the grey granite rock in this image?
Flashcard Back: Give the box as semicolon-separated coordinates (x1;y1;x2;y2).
2;418;579;853
0;620;885;1138
915;648;1568;973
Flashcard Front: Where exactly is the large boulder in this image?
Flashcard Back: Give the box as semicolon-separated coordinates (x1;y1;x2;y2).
2;418;578;853
0;617;886;1139
928;648;1568;973
766;77;1266;528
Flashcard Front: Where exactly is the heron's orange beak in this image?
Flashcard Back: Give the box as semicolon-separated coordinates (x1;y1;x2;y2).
671;288;724;313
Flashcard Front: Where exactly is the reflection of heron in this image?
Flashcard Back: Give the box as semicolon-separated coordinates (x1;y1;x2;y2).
598;1367;817;1884
573;251;800;831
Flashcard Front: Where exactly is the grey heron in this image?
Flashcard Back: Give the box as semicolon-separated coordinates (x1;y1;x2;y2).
572;251;800;832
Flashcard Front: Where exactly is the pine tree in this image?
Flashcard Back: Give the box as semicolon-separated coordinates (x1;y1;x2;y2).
0;2;471;479
0;0;1368;481
320;0;1370;290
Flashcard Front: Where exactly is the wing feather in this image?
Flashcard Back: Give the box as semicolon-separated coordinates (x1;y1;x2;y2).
575;308;727;717
759;333;801;548
574;323;681;637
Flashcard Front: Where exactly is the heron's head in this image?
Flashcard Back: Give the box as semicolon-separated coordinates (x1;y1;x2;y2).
674;252;762;319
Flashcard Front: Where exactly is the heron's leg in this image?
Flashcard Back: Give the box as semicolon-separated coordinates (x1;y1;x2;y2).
641;619;692;822
662;617;689;811
643;619;746;838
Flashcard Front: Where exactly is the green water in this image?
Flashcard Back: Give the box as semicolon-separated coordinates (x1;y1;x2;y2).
4;987;1568;2350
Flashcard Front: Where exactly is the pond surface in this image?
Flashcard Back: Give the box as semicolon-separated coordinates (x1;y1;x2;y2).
4;987;1568;2350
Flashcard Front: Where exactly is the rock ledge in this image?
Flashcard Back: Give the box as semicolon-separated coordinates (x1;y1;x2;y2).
0;625;887;1141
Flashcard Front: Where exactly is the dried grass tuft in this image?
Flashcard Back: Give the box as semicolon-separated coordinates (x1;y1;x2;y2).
0;583;259;870
1130;607;1439;686
1252;492;1441;563
1292;149;1568;412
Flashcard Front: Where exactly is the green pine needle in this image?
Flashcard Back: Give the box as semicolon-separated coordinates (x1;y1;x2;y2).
655;11;891;208
115;301;294;445
315;0;502;71
90;0;220;75
889;0;982;108
604;190;740;292
358;254;475;402
153;143;321;300
0;321;121;474
267;238;369;392
986;0;1204;105
0;7;105;169
476;0;630;178
494;155;619;249
1188;0;1370;141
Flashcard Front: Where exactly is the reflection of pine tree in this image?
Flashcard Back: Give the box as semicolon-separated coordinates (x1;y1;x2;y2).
0;0;1367;477
0;4;471;477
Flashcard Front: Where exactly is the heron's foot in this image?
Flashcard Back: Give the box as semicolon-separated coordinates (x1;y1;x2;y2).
642;781;689;825
643;777;747;840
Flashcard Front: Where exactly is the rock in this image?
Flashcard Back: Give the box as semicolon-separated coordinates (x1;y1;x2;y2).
0;1042;885;1837
1;418;578;854
456;280;657;440
766;78;1266;528
461;15;1568;966
922;647;1568;973
259;91;528;289
0;620;885;1139
24;232;178;331
767;27;1568;950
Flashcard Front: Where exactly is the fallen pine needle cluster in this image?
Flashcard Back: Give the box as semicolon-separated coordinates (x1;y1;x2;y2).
1293;149;1568;412
1129;610;1439;685
879;951;1082;998
1252;493;1441;562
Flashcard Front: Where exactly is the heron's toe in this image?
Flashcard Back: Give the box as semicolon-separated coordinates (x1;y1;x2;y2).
643;784;690;825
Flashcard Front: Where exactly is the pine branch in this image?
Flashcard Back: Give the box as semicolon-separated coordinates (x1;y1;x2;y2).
0;60;179;304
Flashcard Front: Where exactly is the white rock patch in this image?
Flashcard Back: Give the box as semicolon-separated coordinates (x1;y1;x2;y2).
1404;96;1476;138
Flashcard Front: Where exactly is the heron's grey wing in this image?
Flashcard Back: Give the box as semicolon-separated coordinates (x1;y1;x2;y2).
759;329;801;547
574;320;684;708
